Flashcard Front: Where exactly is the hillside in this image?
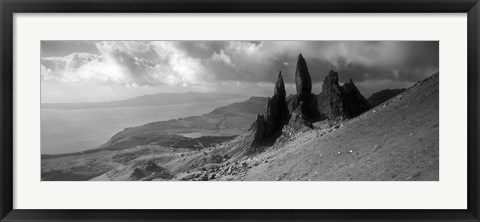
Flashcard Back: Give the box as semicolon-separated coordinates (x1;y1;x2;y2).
98;96;267;151
367;88;406;108
243;73;439;180
84;72;438;182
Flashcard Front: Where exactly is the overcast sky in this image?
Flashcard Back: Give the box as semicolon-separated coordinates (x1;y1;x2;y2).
41;41;439;103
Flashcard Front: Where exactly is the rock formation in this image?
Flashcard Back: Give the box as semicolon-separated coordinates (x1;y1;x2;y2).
316;70;347;119
251;55;370;150
295;54;312;93
250;114;265;148
250;72;290;148
264;72;290;137
287;54;322;121
317;70;370;119
342;79;371;118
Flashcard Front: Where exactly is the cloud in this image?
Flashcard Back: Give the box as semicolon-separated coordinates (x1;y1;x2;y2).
41;40;439;102
41;41;214;88
41;41;99;57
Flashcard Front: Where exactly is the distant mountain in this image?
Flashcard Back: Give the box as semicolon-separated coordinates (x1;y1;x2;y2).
367;88;406;108
41;92;246;109
97;96;268;151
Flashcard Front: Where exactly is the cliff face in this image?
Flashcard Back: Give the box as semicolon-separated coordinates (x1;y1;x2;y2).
317;70;348;119
342;79;371;118
264;72;290;138
317;70;370;119
288;54;322;121
250;72;290;147
295;54;312;94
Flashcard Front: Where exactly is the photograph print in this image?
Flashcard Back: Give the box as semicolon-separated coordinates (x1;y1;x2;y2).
40;41;439;181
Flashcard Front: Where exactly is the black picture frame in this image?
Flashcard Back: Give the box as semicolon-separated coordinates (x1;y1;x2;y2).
1;0;479;221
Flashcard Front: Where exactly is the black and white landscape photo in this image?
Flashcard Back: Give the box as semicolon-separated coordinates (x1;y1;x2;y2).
41;41;439;181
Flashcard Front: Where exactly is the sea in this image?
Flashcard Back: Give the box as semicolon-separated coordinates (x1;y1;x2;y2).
41;98;248;155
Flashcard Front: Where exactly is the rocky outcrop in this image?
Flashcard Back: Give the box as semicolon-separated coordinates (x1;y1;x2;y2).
342;79;371;117
288;54;322;121
264;72;290;137
367;88;406;107
287;93;322;121
250;114;265;148
287;102;314;131
128;160;173;181
316;70;348;119
251;56;370;150
295;54;312;93
275;102;315;145
317;70;370;119
250;72;290;148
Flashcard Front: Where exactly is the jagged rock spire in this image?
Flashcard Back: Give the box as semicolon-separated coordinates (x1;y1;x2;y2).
274;71;286;99
342;78;370;118
287;54;321;121
250;71;290;148
250;114;265;148
317;70;370;119
295;54;312;93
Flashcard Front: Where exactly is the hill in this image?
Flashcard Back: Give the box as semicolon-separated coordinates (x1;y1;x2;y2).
367;88;406;108
241;73;439;181
97;96;267;151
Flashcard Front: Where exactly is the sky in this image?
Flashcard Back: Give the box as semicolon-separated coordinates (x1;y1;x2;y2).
41;41;439;103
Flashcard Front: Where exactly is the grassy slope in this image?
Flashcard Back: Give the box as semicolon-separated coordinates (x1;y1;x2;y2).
244;73;439;181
